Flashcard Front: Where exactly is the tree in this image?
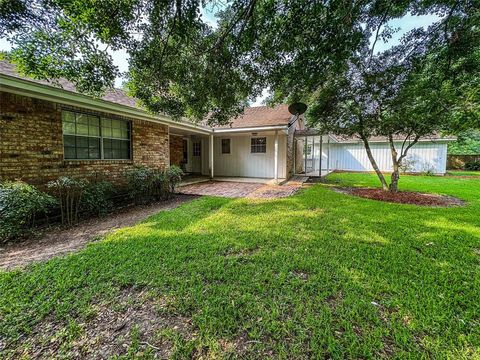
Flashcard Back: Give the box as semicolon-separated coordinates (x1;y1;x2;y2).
305;2;480;191
448;129;480;155
0;0;411;123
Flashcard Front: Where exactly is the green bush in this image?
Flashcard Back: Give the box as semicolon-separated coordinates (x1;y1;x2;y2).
165;165;184;195
47;177;88;226
465;160;480;171
0;181;56;242
125;165;183;203
124;166;156;204
82;180;116;217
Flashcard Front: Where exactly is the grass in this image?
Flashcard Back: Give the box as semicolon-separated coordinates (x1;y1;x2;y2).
1;173;480;359
447;170;480;177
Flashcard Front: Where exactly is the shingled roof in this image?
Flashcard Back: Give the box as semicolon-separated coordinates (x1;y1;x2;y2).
213;104;294;129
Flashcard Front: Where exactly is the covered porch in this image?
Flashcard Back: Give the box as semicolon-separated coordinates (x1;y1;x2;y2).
294;129;334;177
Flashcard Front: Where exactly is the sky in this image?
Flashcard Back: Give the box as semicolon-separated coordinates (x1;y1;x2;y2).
0;11;439;106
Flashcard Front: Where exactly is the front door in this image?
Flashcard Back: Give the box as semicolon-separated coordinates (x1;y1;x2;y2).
191;140;202;173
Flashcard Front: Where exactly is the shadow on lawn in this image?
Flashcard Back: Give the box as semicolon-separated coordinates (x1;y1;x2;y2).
1;181;479;358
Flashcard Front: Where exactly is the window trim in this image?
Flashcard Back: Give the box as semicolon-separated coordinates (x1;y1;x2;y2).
192;141;201;157
62;109;132;161
221;138;231;155
250;137;267;154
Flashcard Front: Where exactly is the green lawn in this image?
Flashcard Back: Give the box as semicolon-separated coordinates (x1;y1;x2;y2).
1;173;480;359
447;170;480;177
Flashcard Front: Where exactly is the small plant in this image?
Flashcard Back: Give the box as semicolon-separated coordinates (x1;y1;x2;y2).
125;165;184;204
465;160;480;171
165;165;184;195
0;181;56;242
48;177;88;226
124;165;156;204
82;180;116;217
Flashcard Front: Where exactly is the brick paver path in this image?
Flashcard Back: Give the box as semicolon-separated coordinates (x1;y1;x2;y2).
178;181;301;199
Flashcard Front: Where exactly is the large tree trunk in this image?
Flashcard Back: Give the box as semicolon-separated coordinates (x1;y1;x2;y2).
388;134;400;192
360;134;389;190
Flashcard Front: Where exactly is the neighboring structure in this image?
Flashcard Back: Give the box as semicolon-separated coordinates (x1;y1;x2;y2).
0;60;453;186
295;132;454;176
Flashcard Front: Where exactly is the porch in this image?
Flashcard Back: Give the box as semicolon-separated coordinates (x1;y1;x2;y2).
169;125;287;183
294;130;334;177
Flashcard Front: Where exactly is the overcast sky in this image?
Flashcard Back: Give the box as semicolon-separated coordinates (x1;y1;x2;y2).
0;11;439;106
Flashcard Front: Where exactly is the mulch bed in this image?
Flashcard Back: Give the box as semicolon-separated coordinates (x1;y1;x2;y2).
335;187;465;207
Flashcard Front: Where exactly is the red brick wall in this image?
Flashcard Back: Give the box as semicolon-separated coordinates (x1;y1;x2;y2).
169;135;184;167
0;91;169;186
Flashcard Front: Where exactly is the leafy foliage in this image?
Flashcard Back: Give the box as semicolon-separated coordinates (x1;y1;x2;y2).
47;177;88;226
125;165;183;204
124;165;156;204
465;160;480;171
165;165;184;195
448;129;480;155
81;180;116;217
0;181;56;242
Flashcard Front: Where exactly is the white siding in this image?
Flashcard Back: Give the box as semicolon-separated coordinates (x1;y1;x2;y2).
214;134;287;178
329;142;448;174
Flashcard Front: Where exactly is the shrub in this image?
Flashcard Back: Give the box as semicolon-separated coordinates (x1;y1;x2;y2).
124;166;156;204
165;165;184;195
0;181;56;242
125;165;184;203
82;180;116;217
465;160;480;171
47;177;88;226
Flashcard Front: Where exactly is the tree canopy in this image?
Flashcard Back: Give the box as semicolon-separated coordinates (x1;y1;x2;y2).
3;1;477;125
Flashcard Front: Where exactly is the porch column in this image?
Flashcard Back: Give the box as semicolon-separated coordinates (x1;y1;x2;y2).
274;130;279;182
319;135;323;177
209;134;214;179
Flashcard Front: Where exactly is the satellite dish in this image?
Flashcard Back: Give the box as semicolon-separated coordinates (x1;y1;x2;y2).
288;102;308;116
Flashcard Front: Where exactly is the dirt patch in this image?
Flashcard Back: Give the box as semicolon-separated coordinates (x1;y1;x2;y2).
335;187;465;207
0;195;197;271
247;185;301;199
2;287;194;359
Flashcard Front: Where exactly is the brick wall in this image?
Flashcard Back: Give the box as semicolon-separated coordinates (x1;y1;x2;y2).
0;91;169;186
169;135;184;167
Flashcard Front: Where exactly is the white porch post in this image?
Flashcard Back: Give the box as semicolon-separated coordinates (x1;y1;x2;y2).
274;130;279;182
209;134;214;179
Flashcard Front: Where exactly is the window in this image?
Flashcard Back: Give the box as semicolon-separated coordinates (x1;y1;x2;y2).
193;141;201;156
62;110;131;160
221;139;231;154
251;137;266;153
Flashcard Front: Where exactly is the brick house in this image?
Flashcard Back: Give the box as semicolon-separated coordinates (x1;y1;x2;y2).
0;60;453;186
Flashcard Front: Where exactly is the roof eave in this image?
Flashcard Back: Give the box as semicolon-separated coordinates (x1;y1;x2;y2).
0;74;212;135
213;125;289;133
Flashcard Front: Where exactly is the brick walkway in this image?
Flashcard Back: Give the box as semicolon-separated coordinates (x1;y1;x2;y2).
178;181;301;199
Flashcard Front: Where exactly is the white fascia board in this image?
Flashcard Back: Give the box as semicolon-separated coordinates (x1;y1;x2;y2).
213;125;289;134
0;74;212;135
338;138;456;144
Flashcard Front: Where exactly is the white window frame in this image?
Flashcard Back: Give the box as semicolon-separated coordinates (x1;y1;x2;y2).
251;137;267;154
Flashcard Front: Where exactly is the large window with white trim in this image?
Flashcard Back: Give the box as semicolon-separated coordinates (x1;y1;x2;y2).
62;110;131;160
